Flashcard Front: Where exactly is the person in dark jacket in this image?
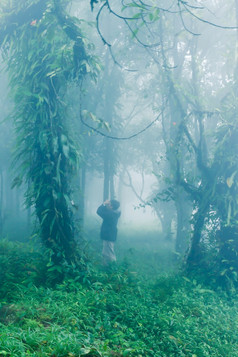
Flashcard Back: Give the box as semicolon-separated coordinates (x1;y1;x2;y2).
97;199;121;265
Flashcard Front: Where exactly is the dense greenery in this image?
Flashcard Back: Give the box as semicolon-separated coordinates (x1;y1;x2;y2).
0;1;238;355
0;0;237;277
0;0;94;265
1;235;238;357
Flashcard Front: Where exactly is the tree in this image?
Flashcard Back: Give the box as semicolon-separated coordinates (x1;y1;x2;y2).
0;0;93;266
90;0;238;280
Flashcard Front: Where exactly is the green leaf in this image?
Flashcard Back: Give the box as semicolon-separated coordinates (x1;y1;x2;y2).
132;28;139;38
132;12;142;19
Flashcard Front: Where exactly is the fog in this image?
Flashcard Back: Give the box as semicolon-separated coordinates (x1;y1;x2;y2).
86;173;159;226
0;0;238;273
1;1;238;355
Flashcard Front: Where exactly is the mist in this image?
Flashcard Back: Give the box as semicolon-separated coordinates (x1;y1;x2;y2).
0;0;238;355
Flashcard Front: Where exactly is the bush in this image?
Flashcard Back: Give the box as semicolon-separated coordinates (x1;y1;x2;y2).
0;239;47;300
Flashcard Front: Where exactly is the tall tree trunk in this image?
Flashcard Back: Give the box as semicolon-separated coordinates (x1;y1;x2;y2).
186;202;209;266
78;164;86;227
103;138;110;201
159;15;192;253
102;52;118;201
110;174;115;199
175;190;191;253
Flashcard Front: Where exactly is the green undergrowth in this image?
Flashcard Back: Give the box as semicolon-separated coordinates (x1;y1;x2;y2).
86;224;176;278
0;238;238;356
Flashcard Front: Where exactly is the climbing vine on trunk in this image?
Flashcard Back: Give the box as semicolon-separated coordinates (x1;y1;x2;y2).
1;0;91;265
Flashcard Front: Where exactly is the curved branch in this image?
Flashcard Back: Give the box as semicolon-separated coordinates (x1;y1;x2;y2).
123;169;146;204
106;0;142;20
108;45;138;72
181;1;204;10
98;1;161;48
177;1;200;36
182;2;238;30
96;3;138;71
96;2;111;46
127;0;181;14
80;108;163;140
124;18;160;48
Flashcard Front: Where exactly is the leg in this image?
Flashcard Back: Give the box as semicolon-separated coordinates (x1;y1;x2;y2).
102;240;116;266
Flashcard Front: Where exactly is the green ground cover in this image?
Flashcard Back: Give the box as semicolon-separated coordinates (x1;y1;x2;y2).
0;230;238;357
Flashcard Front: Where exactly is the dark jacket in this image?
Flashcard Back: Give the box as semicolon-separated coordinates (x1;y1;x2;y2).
97;204;121;242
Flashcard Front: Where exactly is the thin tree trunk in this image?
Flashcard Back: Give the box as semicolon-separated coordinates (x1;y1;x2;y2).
103;138;110;201
175;190;191;253
186;204;208;266
76;164;86;227
110;174;115;199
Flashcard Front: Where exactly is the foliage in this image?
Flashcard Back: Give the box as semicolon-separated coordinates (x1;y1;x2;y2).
1;236;238;356
0;239;47;300
0;0;97;266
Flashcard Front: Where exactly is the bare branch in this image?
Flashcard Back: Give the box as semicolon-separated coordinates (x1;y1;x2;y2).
181;1;204;10
108;45;138;72
79;79;167;140
106;0;142;20
80;106;163;140
122;102;152;131
96;3;138;71
182;2;238;30
124;18;160;48
177;1;201;36
96;2;110;47
124;169;147;204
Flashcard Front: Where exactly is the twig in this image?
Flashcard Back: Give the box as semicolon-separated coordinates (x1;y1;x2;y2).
80;108;163;140
178;1;200;36
182;2;238;30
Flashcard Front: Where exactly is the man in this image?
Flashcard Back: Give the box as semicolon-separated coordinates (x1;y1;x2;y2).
96;199;121;265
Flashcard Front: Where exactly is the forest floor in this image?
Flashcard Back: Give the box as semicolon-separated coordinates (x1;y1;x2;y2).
0;227;238;356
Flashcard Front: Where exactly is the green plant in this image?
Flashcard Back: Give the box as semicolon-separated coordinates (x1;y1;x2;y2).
0;0;96;267
1;236;238;357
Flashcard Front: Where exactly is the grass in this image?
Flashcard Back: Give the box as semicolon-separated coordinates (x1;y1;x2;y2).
0;229;238;356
